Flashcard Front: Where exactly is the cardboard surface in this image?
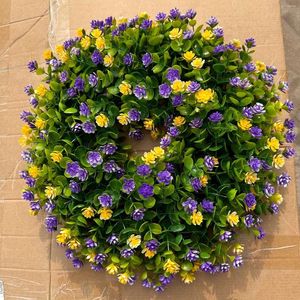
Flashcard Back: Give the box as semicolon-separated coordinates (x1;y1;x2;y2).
0;0;299;299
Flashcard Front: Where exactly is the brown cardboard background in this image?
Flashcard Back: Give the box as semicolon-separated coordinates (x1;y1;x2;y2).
0;0;299;299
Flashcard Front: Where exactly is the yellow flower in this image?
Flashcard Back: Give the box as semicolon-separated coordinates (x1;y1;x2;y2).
28;208;38;216
95;37;106;50
144;118;154;130
35;84;47;97
227;211;239;226
76;28;84;37
171;79;186;93
233;243;244;255
150;129;159;140
270;193;283;205
28;165;39;178
119;81;132;95
183;51;195;62
21;124;32;136
195;88;215;104
142;152;156;165
35;117;46;129
169;28;182;40
202;29;214;40
95;113;109;128
117;17;128;24
99;207;113;220
273;121;284;133
192;261;201;272
191;210;203;225
139;11;148;18
151;146;165;159
256;61;266;72
213;156;219;166
244;172;259;184
103;54;114;67
45;186;58;199
200;175;208;187
82;207;95;218
272;154;285;169
181;271;195;284
191;57;205;69
68;239;81;250
80;36;91;50
19;136;29;147
50;151;63;162
173;116;186;127
117;113;130;125
55;45;64;55
60;228;72;238
106;263;118;275
142;248;156;258
86;252;96;263
56;228;71;244
237;118;252;131
266;137;280;152
127;234;141;249
91;28;103;38
163;259;180;274
55;45;69;62
43;49;52;60
232;39;242;49
118;272;130;285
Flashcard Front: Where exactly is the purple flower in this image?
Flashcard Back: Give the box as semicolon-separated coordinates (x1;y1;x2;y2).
123;53;134;66
131;208;145;221
186;249;200;262
112;29;120;37
103;160;118;173
244;214;255;227
213;27;224;38
142;279;153;288
29;96;38;107
201;199;214;213
137;164;152;176
22;190;34;201
168;126;180;137
182;198;197;214
252;103;265;115
79;102;90;116
244;63;256;72
49;59;62;70
245;37;256;48
159;274;174;285
160;135;171;148
183;30;194;40
72;258;83;269
91;50;103;65
133;85;146;99
118;23;127;32
45;200;55;213
229;77;241;87
63;38;76;49
242;107;254;119
279;81;289;93
85;238;97;248
166;68;180;82
285;130;296;143
244;193;256;208
146;239;159;251
249;126;263;139
91;263;102;271
77;168;88;181
233;256;243;268
266;65;277;75
70;47;80;56
159;83;172;98
201;261;214;273
204;155;215;171
138;183;154;198
219;231;232;242
95;253;107;264
101;144;117;155
88;73;98;87
248;157;261;172
240;78;251;89
156;12;167;21
69;180;81;193
105;17;113;26
106;234;118;245
187;81;201;93
261;160;272;171
122;178;135;194
220;263;230;272
191;178;202;192
284;99;294;112
263;182;275;197
21;150;33;163
45;215;58;232
65;249;74;259
59;71;69;83
27;60;37;72
213;45;225;54
91;20;104;29
87;151;103;167
142;53;152;67
157;170;173;185
74;77;85;92
128;129;143;140
189;117;203;128
19;170;29;179
284;119;295;129
256;226;265;239
207;16;218;27
66;161;80;177
172;95;184;106
140;19;152;30
283;146;296;158
82;121;96;134
262;72;274;85
128;16;138;27
24;84;33;95
277;172;291;187
121;248;134;258
208;111;223;123
98;194;113;207
67;87;77;98
25;176;36;187
185;9;196;19
270;203;279;214
30;201;41;211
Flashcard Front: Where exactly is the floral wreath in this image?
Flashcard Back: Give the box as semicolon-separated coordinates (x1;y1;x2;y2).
19;8;296;292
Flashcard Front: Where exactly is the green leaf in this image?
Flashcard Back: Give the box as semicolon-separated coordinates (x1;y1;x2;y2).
148;34;164;46
168;224;185;232
64;107;78;114
183;156;193;170
213;63;225;73
152;64;164;74
200;251;210;259
149;223;162;235
181;262;193;271
227;189;237;201
144;197;156;209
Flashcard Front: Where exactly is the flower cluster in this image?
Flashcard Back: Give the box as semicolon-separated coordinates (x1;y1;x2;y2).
20;8;295;292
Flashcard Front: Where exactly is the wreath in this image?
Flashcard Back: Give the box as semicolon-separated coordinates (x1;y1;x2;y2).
20;8;295;292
